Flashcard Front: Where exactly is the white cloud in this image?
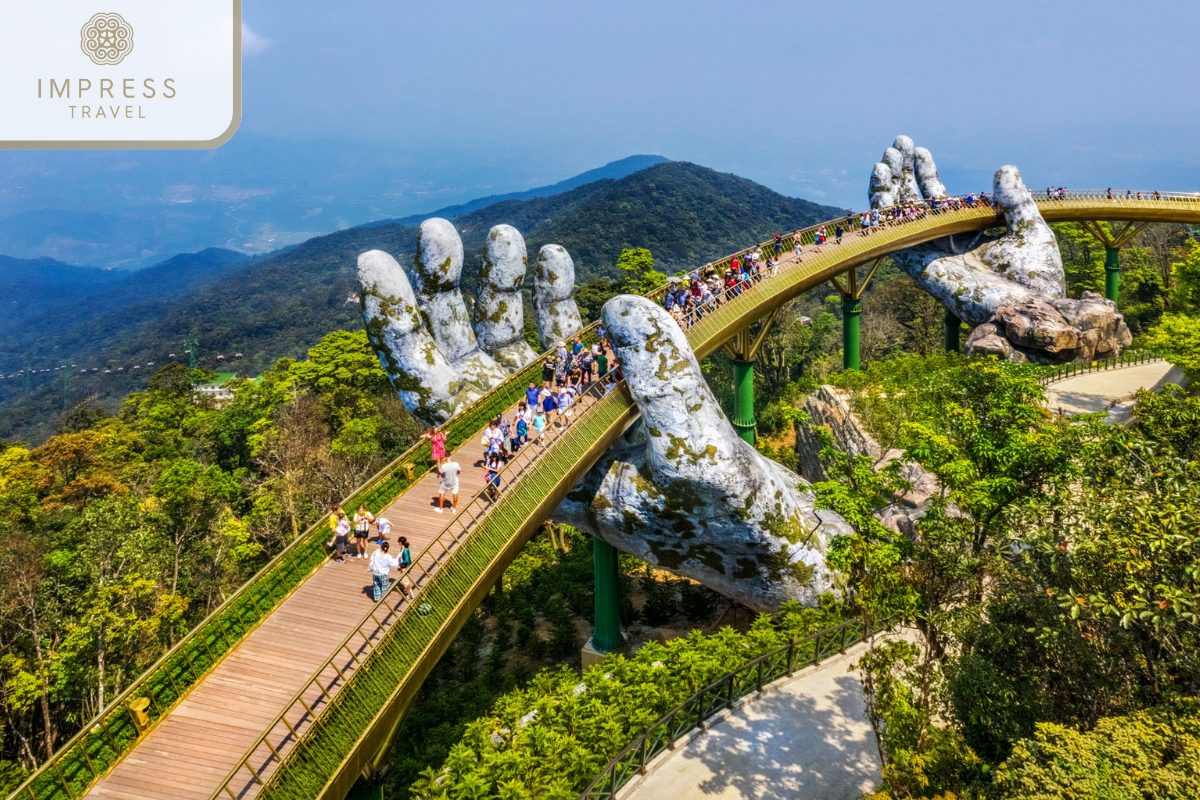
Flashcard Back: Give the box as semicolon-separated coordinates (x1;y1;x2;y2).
242;22;272;56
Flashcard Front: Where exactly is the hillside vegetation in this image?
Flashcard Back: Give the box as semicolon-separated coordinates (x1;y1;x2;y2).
0;161;842;442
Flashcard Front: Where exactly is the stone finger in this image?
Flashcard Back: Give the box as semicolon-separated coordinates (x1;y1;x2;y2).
913;146;947;200
981;166;1065;298
891;135;923;203
413;218;509;387
533;244;583;349
357;250;480;424
473;224;539;371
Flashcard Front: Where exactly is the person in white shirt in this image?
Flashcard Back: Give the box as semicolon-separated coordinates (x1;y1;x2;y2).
437;459;461;513
368;541;402;601
374;516;391;543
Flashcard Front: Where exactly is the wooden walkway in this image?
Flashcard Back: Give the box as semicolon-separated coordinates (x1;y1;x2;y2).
85;394;547;799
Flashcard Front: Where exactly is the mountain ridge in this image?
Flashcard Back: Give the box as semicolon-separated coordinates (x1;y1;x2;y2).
0;161;845;442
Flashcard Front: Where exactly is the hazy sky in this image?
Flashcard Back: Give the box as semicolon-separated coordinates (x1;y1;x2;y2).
236;0;1200;208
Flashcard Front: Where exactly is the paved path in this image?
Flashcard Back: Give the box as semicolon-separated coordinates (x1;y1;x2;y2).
1045;361;1186;416
622;639;887;800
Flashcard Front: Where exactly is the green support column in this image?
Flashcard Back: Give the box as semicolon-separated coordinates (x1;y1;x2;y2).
731;358;757;445
592;537;624;653
1104;246;1120;304
842;298;861;371
944;308;961;353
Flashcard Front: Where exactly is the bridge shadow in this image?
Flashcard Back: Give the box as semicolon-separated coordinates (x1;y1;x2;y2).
643;672;879;800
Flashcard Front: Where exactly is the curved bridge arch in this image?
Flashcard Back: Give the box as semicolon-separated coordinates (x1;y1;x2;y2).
12;192;1200;800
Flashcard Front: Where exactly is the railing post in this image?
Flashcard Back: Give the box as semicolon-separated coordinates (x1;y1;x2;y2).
639;726;649;775
786;639;795;676
725;673;735;710
756;660;765;694
840;623;848;654
814;631;822;666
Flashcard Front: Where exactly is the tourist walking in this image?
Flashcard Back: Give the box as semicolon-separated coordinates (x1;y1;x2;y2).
375;515;391;543
436;457;460;513
368;541;401;601
526;382;540;408
327;512;351;563
353;505;374;559
532;406;547;444
485;454;503;500
541;357;555;389
835;224;844;245
792;231;803;261
514;414;528;451
542;386;558;426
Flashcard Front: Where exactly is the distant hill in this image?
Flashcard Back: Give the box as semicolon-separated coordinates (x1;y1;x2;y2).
0;255;124;332
0;162;844;442
375;155;670;227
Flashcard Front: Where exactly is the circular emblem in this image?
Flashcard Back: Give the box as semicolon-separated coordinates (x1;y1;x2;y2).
80;13;134;65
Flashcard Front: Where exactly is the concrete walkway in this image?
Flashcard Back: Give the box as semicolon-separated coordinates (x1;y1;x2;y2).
1045;361;1186;416
621;638;888;800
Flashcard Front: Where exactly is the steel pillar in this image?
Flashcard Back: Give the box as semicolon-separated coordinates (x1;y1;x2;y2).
944;308;961;353
731;358;757;444
591;537;624;653
1104;246;1121;304
842;298;862;371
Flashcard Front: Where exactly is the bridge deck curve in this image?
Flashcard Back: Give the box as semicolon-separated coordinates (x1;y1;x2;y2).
26;192;1198;800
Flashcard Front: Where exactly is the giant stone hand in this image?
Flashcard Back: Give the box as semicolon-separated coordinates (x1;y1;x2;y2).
870;136;1130;363
554;295;853;612
359;219;585;424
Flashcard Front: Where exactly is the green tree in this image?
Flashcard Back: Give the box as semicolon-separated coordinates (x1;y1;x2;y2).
1143;312;1200;382
1169;238;1200;312
615;248;667;294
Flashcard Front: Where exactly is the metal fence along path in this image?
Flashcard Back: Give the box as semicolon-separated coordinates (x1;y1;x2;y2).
10;190;1200;800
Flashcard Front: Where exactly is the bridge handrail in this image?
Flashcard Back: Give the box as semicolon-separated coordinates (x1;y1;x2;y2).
12;188;1199;800
211;377;634;797
577;614;899;800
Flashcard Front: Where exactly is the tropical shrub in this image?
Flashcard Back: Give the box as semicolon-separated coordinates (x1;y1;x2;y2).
407;598;844;799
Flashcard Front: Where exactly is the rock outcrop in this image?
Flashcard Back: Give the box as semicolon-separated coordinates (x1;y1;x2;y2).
869;137;1130;365
965;292;1132;364
554;296;853;612
795;385;940;536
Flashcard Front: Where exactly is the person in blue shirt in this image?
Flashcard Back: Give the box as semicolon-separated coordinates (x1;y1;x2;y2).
526;382;540;408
